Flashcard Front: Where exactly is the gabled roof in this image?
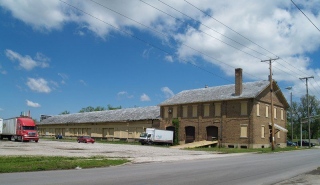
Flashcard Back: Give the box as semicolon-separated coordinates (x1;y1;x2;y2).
39;106;160;125
159;80;270;106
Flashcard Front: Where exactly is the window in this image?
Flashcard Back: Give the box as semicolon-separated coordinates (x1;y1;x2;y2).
277;131;280;138
281;109;284;120
261;126;265;138
266;105;269;118
172;106;177;118
215;103;221;117
164;107;169;118
241;101;248;115
274;107;277;119
240;124;248;138
183;106;188;118
204;104;210;117
192;105;198;117
257;103;260;116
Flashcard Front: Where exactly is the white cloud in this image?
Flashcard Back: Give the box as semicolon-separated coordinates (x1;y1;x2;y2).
161;87;174;98
26;100;41;108
58;73;68;85
117;91;134;99
0;0;67;31
140;93;151;102
26;78;51;93
5;49;49;70
0;64;7;75
79;80;87;86
165;55;174;62
1;0;320;97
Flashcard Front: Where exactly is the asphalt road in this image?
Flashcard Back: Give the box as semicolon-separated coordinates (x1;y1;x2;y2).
1;149;319;185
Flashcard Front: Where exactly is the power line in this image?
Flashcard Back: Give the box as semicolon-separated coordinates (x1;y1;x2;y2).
61;0;320;95
153;0;314;83
184;0;279;59
182;0;319;90
291;0;320;33
89;0;263;81
156;0;269;60
59;0;234;84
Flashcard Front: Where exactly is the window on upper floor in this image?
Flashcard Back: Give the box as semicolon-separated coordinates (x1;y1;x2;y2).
241;101;248;116
204;104;210;117
257;103;260;116
182;106;188;118
172;106;177;118
266;105;269;118
214;103;221;117
164;107;169;119
192;105;198;117
281;108;284;120
274;107;277;119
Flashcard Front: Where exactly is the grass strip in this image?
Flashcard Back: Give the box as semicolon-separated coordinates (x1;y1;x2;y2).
0;156;129;173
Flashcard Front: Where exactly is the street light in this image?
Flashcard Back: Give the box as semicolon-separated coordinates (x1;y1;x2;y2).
285;87;293;141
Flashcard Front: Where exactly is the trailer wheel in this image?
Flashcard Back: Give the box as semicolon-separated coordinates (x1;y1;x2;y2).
11;136;15;142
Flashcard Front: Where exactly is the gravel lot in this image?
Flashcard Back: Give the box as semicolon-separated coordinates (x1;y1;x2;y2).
0;140;236;163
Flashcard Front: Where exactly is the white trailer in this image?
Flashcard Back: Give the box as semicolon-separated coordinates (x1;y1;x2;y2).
139;128;173;145
0;117;39;142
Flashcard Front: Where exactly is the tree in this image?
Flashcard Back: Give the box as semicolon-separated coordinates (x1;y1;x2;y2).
79;106;95;113
60;110;70;115
289;95;320;139
107;104;121;110
94;106;106;111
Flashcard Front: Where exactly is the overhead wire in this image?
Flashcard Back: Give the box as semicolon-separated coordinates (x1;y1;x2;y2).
182;0;320;95
61;0;320;96
291;0;320;33
59;0;234;83
154;0;312;83
88;0;263;81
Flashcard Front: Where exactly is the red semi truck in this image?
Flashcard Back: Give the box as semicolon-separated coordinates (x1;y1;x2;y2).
0;117;39;142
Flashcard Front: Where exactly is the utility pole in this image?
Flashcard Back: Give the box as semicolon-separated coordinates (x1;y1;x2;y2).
261;57;279;151
299;76;314;148
286;87;293;141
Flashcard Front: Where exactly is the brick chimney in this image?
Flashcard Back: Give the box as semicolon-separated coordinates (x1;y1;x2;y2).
235;68;242;96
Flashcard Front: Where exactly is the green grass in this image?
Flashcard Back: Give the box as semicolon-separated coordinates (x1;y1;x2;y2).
185;146;305;154
0;156;129;173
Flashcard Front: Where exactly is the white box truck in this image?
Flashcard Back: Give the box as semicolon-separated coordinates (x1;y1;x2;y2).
139;128;173;145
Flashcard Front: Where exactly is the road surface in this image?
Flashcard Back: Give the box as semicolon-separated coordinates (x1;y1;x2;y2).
1;148;319;185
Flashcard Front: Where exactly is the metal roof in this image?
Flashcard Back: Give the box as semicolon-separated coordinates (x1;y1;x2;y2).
39;106;160;125
159;80;270;106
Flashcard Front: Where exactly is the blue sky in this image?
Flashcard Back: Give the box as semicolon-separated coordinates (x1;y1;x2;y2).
0;0;320;120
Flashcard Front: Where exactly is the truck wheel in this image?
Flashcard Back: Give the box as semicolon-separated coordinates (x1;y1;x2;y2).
11;136;15;142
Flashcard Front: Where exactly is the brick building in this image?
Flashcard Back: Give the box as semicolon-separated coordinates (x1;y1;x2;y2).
159;68;289;148
38;106;160;141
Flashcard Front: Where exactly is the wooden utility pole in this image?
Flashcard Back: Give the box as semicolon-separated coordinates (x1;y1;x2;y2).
261;57;279;151
299;76;314;148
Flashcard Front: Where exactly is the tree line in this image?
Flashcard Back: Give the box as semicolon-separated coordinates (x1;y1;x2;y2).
59;104;122;115
287;95;320;140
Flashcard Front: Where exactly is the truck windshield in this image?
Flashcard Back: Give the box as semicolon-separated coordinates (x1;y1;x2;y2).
140;133;148;137
22;126;36;130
